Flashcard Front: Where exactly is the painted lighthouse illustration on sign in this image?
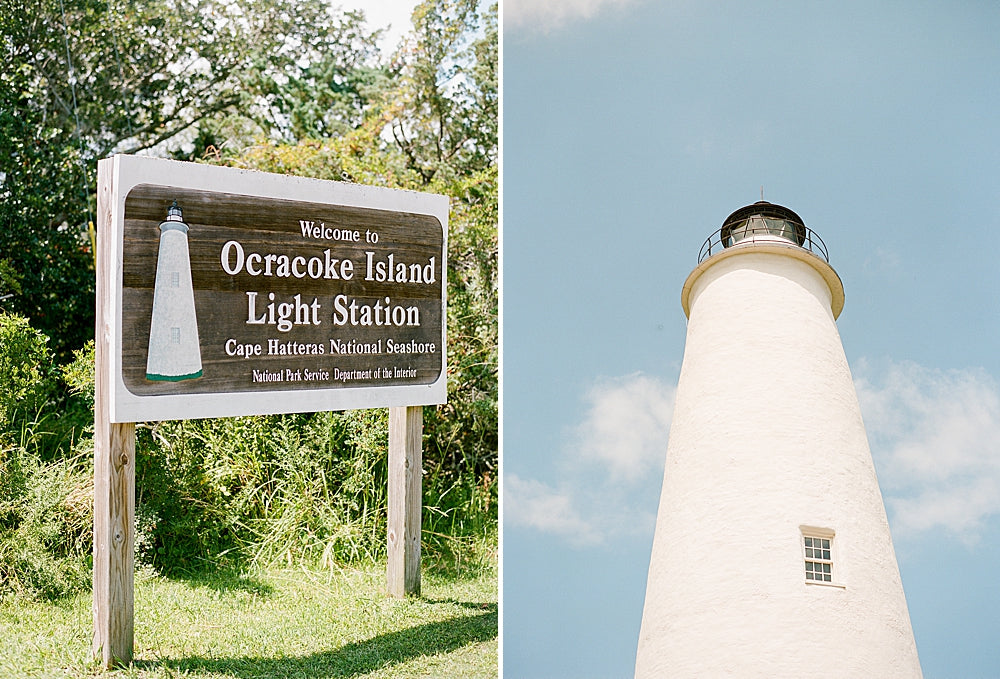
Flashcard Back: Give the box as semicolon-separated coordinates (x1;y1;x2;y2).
635;202;922;677
145;201;203;382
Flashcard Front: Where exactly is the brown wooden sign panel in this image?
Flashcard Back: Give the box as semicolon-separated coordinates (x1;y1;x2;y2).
122;183;443;394
101;155;447;421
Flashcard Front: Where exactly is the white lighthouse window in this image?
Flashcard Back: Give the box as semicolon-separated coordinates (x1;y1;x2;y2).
803;535;833;582
170;327;181;344
171;271;180;287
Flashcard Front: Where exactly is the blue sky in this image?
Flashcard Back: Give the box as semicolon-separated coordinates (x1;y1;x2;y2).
502;1;1000;677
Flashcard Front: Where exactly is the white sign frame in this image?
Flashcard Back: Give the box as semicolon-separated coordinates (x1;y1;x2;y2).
101;154;448;423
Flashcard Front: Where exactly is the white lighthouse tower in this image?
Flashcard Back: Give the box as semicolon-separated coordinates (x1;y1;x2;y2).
635;202;922;678
146;201;203;382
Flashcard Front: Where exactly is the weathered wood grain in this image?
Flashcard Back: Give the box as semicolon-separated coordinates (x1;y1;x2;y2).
387;406;423;597
93;158;135;668
120;183;444;397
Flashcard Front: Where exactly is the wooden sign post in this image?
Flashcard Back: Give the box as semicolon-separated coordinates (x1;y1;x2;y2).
93;161;136;666
93;155;446;667
387;405;423;597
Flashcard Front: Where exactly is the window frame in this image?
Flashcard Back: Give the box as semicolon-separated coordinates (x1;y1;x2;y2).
800;525;844;588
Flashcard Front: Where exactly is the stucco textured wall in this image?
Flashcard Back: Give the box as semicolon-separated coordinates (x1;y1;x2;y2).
635;248;922;678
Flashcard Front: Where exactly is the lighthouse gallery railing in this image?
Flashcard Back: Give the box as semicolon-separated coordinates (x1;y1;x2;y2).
697;224;830;264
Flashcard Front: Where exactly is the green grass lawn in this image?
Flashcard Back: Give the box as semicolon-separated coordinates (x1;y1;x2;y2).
0;563;497;678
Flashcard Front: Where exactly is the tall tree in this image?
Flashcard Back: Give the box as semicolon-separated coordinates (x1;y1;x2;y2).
0;13;94;355
387;0;498;185
7;0;387;157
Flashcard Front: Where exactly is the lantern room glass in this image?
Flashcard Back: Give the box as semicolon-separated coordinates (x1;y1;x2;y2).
724;215;800;247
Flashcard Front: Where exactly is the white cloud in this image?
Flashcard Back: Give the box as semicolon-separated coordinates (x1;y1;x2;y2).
504;474;600;545
862;246;904;280
507;373;674;544
855;359;1000;542
504;0;639;33
572;373;675;482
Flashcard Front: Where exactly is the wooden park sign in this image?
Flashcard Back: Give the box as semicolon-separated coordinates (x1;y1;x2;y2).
94;154;447;667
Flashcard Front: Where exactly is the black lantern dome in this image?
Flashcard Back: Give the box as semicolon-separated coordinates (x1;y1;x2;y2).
159;200;189;233
720;201;806;248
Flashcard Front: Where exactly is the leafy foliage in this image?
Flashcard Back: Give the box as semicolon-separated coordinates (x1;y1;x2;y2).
0;313;56;440
132;410;391;572
4;0;387;157
0;445;92;599
0;315;93;598
207;0;500;552
388;0;498;184
0;56;95;359
423;167;498;541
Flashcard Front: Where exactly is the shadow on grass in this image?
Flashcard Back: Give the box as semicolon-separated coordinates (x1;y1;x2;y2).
149;563;276;598
423;597;496;612
145;605;497;678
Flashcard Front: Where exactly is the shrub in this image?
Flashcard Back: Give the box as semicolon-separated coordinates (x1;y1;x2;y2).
0;444;92;599
0;312;56;443
132;410;392;573
0;316;93;599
